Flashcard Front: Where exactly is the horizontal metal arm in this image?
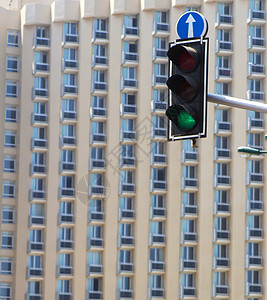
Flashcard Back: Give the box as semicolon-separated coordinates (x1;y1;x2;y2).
208;93;267;114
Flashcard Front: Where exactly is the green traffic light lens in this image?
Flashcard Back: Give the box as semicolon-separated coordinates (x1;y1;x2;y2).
177;110;196;130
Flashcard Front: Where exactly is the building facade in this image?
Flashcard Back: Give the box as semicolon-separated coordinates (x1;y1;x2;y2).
0;0;267;299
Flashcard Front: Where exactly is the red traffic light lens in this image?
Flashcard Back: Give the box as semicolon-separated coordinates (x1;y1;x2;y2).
177;49;197;72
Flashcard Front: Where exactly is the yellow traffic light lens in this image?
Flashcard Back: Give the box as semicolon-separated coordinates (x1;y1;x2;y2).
177;110;196;130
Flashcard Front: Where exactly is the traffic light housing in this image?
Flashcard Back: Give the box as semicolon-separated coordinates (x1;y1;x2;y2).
166;37;209;140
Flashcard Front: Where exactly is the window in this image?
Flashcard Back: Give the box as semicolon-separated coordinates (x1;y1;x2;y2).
247;215;261;229
5;105;17;122
246;270;261;284
248;79;263;100
248;160;262;174
149;274;163;289
120;170;134;184
214;244;228;259
180;274;195;289
60;175;74;189
92;96;106;111
155;11;168;25
61;150;75;164
181;219;196;234
217;3;231;15
150;221;164;235
7;30;19;47
63;73;77;87
182;140;197;153
154;63;167;77
91;147;104;160
154;37;168;52
151;168;166;181
215;190;229;204
62;99;76;113
182;192;196;206
57;279;71;295
64;22;78;35
117;276;132;291
88;225;103;239
121;119;135;132
3;181;15;198
120;145;134;158
90;173;104;187
214;217;228;231
151;195;165;209
34;51;49;72
30;204;44;219
33;102;47;116
216;109;230;122
31;178;45;192
28;255;42;271
0;257;12;275
250;0;264;11
149;248;164;262
215;136;229;149
63;48;77;62
32;152;45;167
6;81;18;97
213;271;228;286
247;187;261;201
87;251;101;265
92;70;107;87
1;232;13;249
89;199;103;213
58;253;72;268
59;201;73;216
36;26;49;39
215;163;229;176
87;278;102;292
6;56;19;72
122;67;136;80
249;25;264;38
183;165;197;179
93;44;107;64
122;41;138;61
216;56;230;70
118;250;132;264
249;52;262;66
153;89;167;103
33;127;46;140
61;124;75;138
3;156;16;173
185;7;199;12
119;197;134;211
153;115;166;129
246;242;260;257
123;15;138;30
59;227;73;242
94;18;108;35
28;281;42;296
181;246;195;261
248;133;262;149
0;283;11;299
34;76;47;90
2;206;14;224
216;82;230;95
217;29;231;42
119;223;133;237
4;130;16;148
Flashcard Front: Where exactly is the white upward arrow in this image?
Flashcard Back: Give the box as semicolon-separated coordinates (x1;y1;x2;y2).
185;14;196;38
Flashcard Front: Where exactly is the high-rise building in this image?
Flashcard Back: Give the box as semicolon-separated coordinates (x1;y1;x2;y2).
0;0;266;299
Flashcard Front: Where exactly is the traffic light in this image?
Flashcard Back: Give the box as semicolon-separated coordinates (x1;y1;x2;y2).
166;37;209;141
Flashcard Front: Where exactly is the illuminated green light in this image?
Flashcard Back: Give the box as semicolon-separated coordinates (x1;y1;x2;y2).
177;110;196;130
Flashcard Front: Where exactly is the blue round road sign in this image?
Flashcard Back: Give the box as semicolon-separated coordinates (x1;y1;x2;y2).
176;11;208;39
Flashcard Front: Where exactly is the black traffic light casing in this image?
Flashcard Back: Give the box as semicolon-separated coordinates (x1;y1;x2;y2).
166;37;209;141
